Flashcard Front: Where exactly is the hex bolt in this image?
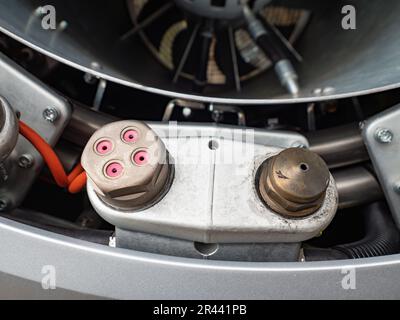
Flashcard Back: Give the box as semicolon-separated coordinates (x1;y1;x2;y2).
18;154;34;169
81;120;173;210
375;128;393;144
43;107;59;123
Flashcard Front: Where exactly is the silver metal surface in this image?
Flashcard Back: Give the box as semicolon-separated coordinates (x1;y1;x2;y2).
1;0;399;104
0;51;71;209
0;97;18;163
1;216;400;299
363;103;400;228
87;124;338;243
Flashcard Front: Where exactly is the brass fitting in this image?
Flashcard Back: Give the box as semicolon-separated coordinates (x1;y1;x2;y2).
81;120;173;210
258;148;330;218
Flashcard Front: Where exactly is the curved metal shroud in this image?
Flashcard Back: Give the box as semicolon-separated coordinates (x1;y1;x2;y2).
0;0;400;104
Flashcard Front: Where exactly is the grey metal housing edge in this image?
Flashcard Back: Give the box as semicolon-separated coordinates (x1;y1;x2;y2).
1;217;400;299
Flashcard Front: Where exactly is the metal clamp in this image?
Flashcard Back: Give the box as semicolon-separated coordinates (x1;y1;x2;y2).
363;103;400;228
0;52;71;210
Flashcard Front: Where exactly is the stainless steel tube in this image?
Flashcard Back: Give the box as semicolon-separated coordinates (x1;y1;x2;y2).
307;123;369;169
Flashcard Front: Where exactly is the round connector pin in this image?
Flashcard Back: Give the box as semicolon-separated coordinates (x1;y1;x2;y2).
122;128;139;143
95;139;113;155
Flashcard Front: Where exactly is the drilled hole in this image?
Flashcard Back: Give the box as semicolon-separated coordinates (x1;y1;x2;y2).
208;140;219;150
300;163;309;172
194;242;219;257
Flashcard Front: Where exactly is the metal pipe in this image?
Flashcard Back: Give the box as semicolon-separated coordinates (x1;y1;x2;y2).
332;166;383;210
307;123;369;169
64;105;382;209
63;103;117;147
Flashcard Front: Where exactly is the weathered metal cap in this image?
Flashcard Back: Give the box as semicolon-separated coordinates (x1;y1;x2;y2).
81;120;173;210
258;148;330;218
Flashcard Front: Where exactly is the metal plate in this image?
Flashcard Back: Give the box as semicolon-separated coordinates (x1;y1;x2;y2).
0;51;71;209
87;124;338;243
363;103;400;228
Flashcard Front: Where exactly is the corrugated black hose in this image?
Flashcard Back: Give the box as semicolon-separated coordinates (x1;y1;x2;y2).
304;202;400;261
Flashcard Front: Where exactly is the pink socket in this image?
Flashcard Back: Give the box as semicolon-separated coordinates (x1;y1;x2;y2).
95;139;113;155
105;162;123;178
122;129;139;143
133;150;149;166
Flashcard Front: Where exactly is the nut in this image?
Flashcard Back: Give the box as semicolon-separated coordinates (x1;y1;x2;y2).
81;120;173;210
258;148;330;218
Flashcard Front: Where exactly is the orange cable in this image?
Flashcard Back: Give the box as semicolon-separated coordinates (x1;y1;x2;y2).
68;171;87;194
19;120;86;193
67;163;84;184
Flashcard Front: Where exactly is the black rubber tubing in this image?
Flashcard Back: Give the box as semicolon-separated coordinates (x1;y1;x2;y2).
304;202;400;261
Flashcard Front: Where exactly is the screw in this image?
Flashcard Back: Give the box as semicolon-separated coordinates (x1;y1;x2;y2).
43;107;59;123
18;154;34;169
375;128;393;144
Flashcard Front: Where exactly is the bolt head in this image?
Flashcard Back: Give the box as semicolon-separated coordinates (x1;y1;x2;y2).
18;154;34;169
81;120;172;210
43;108;59;123
375;128;393;144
